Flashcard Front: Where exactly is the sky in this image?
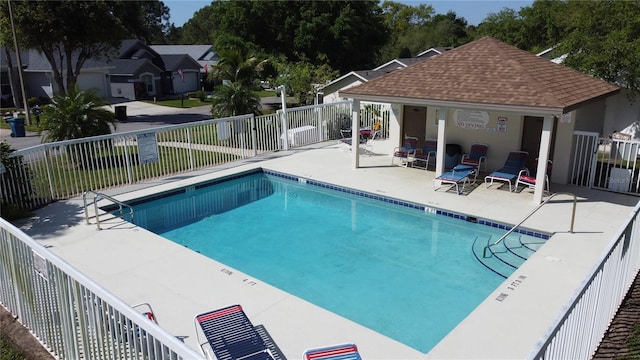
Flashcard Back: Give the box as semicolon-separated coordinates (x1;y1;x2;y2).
165;0;535;28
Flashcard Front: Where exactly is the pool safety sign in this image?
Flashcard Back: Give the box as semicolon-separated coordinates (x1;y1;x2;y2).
137;132;159;164
454;109;489;130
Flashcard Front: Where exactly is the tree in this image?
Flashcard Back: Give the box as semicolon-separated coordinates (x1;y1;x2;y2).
207;49;268;117
475;0;567;53
38;86;116;143
475;8;525;46
557;0;640;100
0;0;168;96
182;0;389;74
378;1;435;60
276;55;339;106
207;48;270;86
210;82;262;118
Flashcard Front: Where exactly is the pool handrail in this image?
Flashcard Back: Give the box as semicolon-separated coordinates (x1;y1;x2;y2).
83;189;134;230
483;192;576;258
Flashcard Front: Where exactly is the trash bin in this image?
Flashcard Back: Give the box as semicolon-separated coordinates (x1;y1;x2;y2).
6;117;25;137
114;106;127;121
445;143;462;170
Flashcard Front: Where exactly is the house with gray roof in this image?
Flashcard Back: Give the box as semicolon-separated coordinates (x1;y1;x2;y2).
1;40;202;104
150;45;218;75
109;39;201;100
321;48;447;104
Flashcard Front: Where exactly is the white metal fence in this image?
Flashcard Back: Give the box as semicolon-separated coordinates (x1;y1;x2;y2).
571;130;640;195
0;217;204;359
528;201;640;359
1;101;363;210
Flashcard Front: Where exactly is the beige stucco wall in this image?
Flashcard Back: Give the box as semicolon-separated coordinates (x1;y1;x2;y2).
383;102;609;186
574;99;607;133
423;108;525;172
604;89;640;137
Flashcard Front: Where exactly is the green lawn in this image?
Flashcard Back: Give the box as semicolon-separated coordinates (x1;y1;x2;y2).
0;335;27;360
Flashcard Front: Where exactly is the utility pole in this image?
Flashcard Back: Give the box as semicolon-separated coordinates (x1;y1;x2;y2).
8;0;31;125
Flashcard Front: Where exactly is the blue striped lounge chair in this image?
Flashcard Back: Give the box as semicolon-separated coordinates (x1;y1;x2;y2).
484;151;529;192
194;304;274;360
434;164;476;195
391;136;419;166
460;143;488;172
304;343;362;360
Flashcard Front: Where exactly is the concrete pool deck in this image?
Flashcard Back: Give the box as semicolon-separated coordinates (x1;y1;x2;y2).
15;140;639;359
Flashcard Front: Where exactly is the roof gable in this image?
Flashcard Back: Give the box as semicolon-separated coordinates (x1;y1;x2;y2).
341;37;620;114
160;54;202;72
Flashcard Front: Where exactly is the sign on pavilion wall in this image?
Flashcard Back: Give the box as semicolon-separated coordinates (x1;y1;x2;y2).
454;109;489;129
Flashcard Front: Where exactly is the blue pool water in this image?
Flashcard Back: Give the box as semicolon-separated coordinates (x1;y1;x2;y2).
129;171;543;353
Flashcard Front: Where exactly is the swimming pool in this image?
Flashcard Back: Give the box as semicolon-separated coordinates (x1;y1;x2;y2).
128;170;548;353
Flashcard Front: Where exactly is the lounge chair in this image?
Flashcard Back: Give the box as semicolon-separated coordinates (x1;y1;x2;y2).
484;151;529;192
391;136;418;166
371;120;382;140
433;164;476;195
460;143;488;172
516;159;552;193
412;139;438;170
304;343;362;360
338;128;372;154
194;304;274;360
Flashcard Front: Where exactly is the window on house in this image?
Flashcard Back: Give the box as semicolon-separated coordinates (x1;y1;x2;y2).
141;74;153;93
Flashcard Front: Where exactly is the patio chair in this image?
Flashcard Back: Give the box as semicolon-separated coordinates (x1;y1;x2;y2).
371;120;382;140
304;343;362;360
516;159;552;193
194;304;274;360
433;165;476;195
338;128;372;154
460;143;488;172
412;139;438;170
391;136;418;166
484;151;529;192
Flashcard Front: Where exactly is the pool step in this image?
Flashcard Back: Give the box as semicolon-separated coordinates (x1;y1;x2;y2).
472;235;547;278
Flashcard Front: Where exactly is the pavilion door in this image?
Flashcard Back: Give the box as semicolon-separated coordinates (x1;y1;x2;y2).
403;106;427;145
521;116;557;171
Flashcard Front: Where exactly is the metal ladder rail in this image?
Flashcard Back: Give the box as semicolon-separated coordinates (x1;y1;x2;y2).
483;192;576;258
83;190;134;230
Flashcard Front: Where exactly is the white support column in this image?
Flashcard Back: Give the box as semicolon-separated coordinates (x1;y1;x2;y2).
533;115;554;203
435;107;448;178
351;99;360;169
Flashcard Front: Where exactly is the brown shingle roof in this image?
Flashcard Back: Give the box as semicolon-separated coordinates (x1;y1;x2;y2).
340;37;620;114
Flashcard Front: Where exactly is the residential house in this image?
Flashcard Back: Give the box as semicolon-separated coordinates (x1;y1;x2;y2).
0;47;112;104
109;39;201;100
321;47;448;103
151;45;218;89
536;47;640;141
0;40;202;104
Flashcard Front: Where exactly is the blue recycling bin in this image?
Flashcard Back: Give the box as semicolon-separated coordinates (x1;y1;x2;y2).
6;117;25;137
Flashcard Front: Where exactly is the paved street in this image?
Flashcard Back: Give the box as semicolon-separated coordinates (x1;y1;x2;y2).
1;100;214;150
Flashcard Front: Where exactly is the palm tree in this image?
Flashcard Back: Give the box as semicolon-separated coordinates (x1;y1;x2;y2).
207;48;269;86
39;86;116;142
210;82;262;117
208;49;268;117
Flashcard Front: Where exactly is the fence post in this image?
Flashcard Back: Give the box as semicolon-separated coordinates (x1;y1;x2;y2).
251;115;258;157
123;139;133;184
187;127;195;171
277;85;289;151
44;148;56;202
